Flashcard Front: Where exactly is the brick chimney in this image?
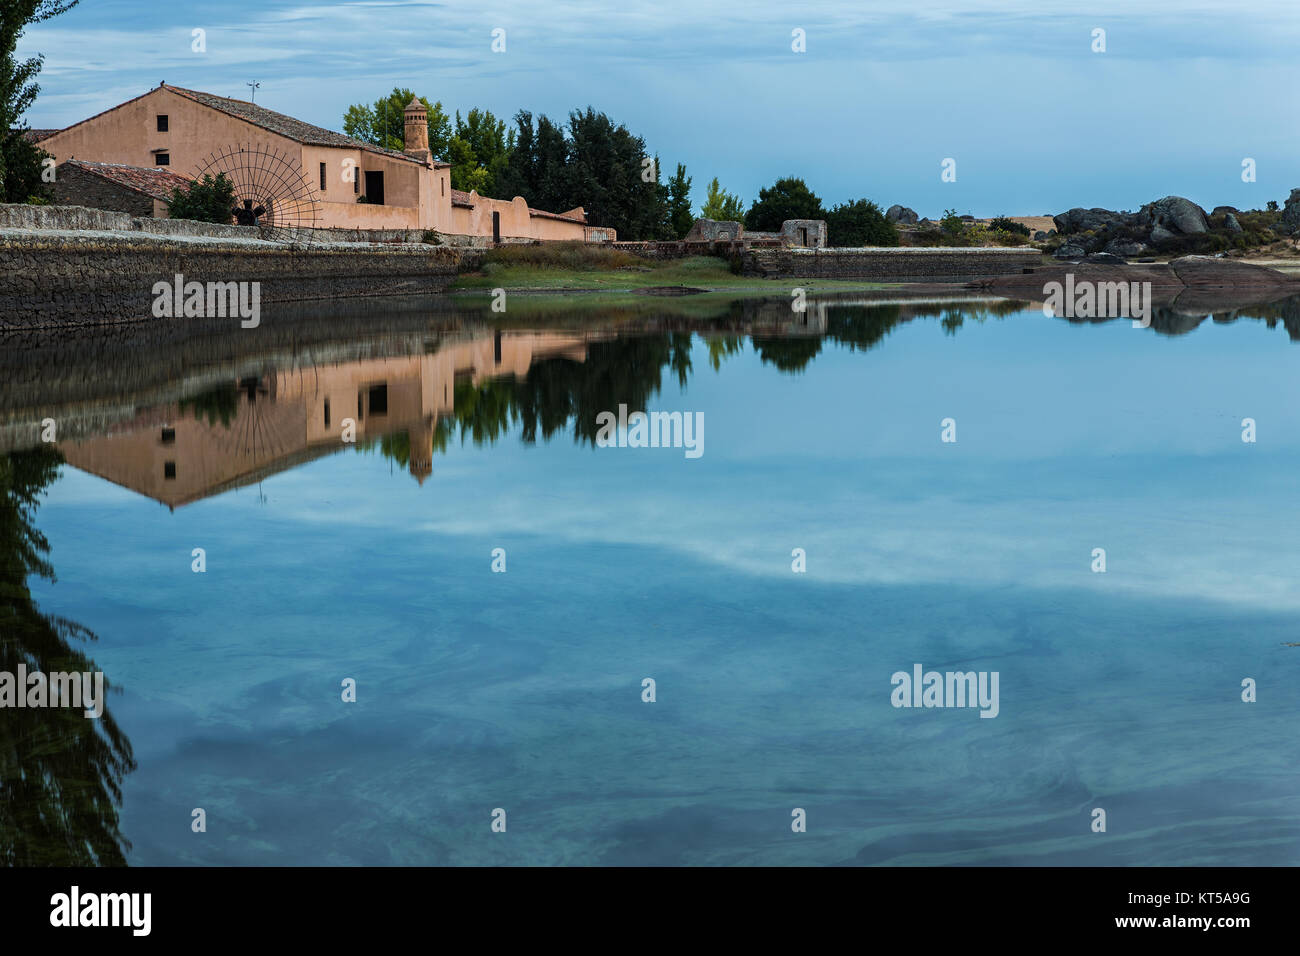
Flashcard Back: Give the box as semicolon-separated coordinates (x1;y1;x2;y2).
403;97;430;163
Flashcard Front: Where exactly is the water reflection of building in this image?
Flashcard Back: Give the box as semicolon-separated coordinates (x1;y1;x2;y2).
58;331;596;507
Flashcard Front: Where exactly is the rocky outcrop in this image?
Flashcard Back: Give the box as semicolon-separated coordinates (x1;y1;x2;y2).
1275;188;1300;236
1104;238;1147;257
886;205;918;225
1142;196;1209;235
1052;195;1214;248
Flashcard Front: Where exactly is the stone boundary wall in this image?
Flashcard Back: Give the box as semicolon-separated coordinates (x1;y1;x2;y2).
742;246;1043;280
0;202;494;247
0;230;469;328
611;239;782;261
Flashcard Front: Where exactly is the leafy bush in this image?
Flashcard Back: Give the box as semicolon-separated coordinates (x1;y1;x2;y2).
988;216;1031;237
825;198;899;247
987;228;1030;246
165;173;235;224
480;241;641;270
1;136;53;204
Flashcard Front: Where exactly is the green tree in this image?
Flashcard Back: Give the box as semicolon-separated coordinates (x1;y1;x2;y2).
825;198;899;247
533;115;570;211
667;163;694;238
447;137;490;194
494;110;537;201
448;108;513;195
468;106;671;239
342;88;451;158
566;107;669;240
744;177;824;231
940;208;966;238
1;1;78;203
0;135;52;204
165;172;236;224
699;177;745;222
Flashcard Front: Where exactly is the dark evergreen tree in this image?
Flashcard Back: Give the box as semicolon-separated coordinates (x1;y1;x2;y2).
667;163;695;239
744;177;825;231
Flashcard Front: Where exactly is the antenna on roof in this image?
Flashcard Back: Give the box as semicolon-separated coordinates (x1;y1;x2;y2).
247;81;260;103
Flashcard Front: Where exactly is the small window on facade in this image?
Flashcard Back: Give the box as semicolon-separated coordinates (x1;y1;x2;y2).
320;162;327;191
164;462;177;479
323;399;330;428
368;384;388;416
441;178;445;196
160;427;176;444
354;170;359;194
157;115;168;132
155;153;170;166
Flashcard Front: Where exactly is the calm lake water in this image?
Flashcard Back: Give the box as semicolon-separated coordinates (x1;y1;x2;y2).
4;294;1300;865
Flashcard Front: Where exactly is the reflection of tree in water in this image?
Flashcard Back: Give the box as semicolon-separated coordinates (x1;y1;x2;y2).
357;421;452;469
751;336;823;373
370;301;1028;468
177;383;240;428
0;448;136;866
450;335;679;448
706;336;743;371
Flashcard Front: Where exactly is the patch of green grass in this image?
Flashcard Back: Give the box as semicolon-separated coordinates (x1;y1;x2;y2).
450;254;894;293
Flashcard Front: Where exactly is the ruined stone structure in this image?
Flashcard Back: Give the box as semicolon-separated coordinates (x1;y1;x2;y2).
684;219;745;242
683;217;826;248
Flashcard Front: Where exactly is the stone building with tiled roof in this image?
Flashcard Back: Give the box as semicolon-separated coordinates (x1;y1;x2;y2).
31;84;614;240
50;159;195;217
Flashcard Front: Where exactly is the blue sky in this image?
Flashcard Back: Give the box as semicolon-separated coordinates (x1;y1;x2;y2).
16;0;1300;217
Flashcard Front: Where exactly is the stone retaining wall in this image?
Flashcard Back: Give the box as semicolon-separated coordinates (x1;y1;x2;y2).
0;229;468;328
743;246;1043;280
611;239;780;261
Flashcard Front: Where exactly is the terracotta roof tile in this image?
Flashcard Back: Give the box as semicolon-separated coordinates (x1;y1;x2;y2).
451;188;587;223
14;128;61;143
62;160;195;200
163;85;445;167
527;206;586;224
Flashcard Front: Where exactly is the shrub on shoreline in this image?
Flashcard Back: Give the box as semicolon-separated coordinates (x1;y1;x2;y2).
480;241;642;271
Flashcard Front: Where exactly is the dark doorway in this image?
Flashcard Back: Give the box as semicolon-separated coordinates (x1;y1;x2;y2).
492;210;500;244
799;227;808;247
364;170;385;205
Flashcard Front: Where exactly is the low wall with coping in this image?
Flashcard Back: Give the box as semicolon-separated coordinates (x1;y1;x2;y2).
0;202;492;247
612;239;781;261
742;246;1044;280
